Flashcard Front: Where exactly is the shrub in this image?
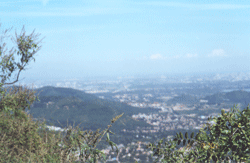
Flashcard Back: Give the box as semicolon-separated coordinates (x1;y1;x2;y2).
147;105;250;162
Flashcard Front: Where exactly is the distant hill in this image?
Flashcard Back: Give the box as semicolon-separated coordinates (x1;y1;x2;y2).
204;90;250;105
225;90;250;103
168;94;199;105
20;86;154;133
203;93;225;104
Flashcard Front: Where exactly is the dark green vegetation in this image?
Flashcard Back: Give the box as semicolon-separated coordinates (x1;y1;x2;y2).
148;105;250;162
0;84;123;162
20;86;154;133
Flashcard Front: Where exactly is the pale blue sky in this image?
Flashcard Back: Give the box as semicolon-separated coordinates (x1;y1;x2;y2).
0;0;249;81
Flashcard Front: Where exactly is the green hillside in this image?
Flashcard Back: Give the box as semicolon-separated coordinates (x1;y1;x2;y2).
24;86;153;133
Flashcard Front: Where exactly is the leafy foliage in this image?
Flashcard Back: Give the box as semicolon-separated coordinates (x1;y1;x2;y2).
0;25;42;85
147;105;250;162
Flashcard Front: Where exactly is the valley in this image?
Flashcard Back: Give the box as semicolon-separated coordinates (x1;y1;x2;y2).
7;72;250;162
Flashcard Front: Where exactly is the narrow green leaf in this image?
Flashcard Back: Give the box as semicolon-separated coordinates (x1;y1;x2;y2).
183;139;186;146
185;132;188;139
107;133;109;140
191;132;194;139
180;132;183;139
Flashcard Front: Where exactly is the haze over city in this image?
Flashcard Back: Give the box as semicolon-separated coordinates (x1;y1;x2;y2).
0;0;249;81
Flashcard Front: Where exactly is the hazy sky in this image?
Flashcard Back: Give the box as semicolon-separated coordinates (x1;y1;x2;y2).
0;0;249;81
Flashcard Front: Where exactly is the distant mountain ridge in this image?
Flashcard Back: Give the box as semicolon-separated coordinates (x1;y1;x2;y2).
203;90;250;105
165;90;250;106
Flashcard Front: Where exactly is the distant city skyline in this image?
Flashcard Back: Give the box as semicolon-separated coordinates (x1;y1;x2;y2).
0;0;249;81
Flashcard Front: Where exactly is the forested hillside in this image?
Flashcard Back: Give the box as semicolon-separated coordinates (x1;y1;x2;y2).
21;86;156;133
